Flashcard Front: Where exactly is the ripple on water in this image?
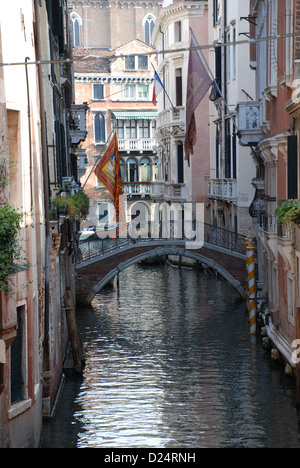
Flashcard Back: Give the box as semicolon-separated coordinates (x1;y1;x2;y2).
43;264;300;448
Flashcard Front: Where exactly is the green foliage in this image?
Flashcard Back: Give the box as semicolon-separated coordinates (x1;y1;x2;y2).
52;189;90;220
275;199;300;225
0;204;25;293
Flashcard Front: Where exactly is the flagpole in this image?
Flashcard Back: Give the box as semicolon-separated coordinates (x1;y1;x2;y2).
190;28;239;133
82;130;114;189
152;64;175;110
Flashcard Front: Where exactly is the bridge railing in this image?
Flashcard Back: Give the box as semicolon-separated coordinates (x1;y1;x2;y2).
76;222;248;263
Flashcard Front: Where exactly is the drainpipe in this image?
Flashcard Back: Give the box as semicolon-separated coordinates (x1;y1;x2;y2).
33;0;50;346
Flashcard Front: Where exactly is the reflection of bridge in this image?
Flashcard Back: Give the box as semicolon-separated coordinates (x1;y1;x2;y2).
75;222;249;304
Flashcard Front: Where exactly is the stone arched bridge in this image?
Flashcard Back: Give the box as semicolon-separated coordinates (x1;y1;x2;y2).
75;222;249;304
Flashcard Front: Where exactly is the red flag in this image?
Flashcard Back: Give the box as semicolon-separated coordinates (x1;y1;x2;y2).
94;132;123;220
185;37;213;165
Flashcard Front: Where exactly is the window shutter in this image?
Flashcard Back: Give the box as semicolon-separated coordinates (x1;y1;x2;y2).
288;135;298;199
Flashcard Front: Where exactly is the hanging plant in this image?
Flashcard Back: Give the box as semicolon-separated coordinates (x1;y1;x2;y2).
274;199;300;226
54;189;90;219
0;204;27;294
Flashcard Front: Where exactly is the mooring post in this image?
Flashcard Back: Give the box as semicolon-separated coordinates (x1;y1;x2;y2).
246;237;256;336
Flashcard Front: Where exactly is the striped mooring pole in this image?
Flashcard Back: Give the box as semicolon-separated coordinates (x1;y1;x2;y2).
246;236;256;336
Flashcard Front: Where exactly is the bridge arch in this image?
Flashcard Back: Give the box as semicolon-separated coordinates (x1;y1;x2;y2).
84;245;246;303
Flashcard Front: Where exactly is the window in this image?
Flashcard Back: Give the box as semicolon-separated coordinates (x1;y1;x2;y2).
125;120;137;139
232;27;236;79
94;113;106;143
11;305;26;403
140;120;150;138
116;120;125;140
225;119;231;179
154;157;159;181
177;144;184;183
127;158;138;182
140;157;151;182
93;84;104;100
71;13;82;47
138;84;149;100
125;56;135;70
138;56;149;70
125;85;136;99
175;21;182;42
125;56;149;71
226;30;231;82
145;15;155;45
175;69;182;106
288;135;298;199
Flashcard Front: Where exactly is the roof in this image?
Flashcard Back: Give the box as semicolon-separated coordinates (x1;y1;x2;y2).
73;47;113;73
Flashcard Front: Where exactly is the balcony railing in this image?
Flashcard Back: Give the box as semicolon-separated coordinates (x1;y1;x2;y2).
156;107;185;128
122;181;186;201
118;139;156;152
209;179;237;202
236;101;264;146
69;104;88;145
123;182;152;196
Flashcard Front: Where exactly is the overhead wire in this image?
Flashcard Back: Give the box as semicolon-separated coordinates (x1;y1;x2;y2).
0;31;298;68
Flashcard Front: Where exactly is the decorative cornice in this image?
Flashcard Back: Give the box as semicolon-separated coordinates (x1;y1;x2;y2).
75;75;154;84
70;0;162;9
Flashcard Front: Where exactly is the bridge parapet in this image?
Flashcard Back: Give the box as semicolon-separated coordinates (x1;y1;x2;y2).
75;223;249;305
77;222;247;264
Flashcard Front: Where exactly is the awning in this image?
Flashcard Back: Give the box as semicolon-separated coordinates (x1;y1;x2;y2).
112;111;158;120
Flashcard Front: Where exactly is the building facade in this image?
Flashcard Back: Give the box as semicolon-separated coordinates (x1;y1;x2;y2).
69;0;162;49
74;40;159;228
208;0;256;236
0;0;86;447
236;0;299;374
152;0;211;224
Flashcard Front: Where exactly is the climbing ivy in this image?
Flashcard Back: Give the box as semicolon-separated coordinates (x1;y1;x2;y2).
0;204;25;294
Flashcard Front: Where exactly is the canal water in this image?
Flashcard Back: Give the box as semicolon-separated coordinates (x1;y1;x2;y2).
42;263;300;448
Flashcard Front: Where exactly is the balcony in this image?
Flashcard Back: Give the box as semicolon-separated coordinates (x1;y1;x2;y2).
69;104;88;145
156;107;185;129
236;101;264;146
118;138;156;153
123;182;152;197
123;181;186;201
209;179;237;202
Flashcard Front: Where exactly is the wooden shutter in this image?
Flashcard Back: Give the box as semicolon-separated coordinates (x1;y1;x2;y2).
288;135;298;199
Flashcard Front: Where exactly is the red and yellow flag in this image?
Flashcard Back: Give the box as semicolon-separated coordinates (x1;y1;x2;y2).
94;132;123;220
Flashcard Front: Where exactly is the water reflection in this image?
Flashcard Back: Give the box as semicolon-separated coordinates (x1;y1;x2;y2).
43;264;300;448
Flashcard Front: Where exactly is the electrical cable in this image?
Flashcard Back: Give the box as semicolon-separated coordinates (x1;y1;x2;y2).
0;31;298;68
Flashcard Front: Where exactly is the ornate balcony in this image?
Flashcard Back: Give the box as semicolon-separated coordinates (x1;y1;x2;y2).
123;182;152;197
118;138;156;152
209;179;237;202
236;101;264;146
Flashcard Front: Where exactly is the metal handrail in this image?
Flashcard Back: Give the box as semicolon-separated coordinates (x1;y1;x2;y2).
76;222;248;263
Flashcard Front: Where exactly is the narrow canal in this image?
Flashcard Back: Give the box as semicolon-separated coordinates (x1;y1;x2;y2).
42;263;300;448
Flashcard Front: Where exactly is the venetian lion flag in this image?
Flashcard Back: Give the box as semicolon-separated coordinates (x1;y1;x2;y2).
185;36;213;165
94;131;123;220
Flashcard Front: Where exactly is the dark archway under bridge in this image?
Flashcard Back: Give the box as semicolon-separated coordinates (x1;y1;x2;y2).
75;241;248;304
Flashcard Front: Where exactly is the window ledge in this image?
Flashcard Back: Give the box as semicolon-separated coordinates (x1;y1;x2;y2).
8;398;32;420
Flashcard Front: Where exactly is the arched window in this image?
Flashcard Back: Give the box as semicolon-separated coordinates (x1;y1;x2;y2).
144;15;155;46
127;158;138;182
94;113;106;143
140;157;151;182
71;13;82;47
153;157;159;181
